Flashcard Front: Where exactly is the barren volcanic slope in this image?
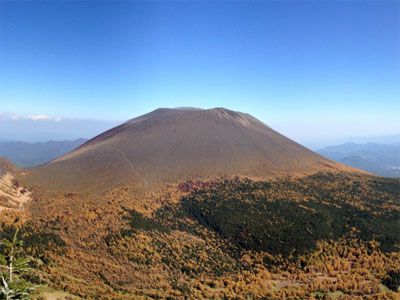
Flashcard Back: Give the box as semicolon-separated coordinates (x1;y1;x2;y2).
25;108;347;191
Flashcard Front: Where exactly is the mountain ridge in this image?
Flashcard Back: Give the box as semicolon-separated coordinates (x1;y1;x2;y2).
318;142;400;177
0;139;88;168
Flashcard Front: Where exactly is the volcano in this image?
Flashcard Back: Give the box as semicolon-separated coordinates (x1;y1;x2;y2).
25;108;350;191
7;108;398;300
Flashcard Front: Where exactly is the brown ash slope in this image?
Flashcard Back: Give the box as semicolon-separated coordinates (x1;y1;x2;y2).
25;107;352;191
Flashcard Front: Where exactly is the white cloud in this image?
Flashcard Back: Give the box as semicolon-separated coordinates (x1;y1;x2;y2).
27;115;52;121
0;112;63;122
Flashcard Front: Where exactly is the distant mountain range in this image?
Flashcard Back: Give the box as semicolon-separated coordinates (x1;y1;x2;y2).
338;134;400;145
0;139;88;168
317;142;400;178
0;113;119;142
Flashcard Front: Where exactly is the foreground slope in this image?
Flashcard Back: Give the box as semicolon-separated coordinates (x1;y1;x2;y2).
4;173;399;299
25;108;349;191
0;158;31;211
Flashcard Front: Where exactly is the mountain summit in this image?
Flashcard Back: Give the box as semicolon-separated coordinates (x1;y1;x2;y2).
26;108;349;190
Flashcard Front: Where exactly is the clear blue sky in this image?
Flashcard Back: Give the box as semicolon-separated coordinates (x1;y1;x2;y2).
0;1;399;144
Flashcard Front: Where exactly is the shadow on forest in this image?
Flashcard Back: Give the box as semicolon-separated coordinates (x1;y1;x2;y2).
122;209;171;235
122;174;400;258
0;224;66;258
180;196;399;256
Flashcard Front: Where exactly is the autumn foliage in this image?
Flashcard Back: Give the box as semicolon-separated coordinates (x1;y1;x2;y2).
0;172;399;299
